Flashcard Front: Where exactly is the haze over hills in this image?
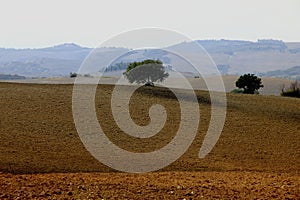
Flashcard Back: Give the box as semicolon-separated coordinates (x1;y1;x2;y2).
261;66;300;80
0;40;300;78
0;44;91;77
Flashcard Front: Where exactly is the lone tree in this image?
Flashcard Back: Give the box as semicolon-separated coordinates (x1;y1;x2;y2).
235;73;264;94
70;72;77;78
124;59;169;86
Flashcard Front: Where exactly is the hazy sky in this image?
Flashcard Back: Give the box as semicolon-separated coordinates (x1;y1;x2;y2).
0;0;299;48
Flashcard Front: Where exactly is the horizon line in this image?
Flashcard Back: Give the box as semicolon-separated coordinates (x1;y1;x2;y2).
1;38;299;50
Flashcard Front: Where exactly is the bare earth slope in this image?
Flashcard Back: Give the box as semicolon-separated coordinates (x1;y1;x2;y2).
0;83;299;199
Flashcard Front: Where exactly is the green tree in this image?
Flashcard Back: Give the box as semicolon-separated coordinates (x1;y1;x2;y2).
235;73;264;94
124;59;169;86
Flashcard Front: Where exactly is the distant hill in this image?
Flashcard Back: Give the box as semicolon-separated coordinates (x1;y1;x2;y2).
0;43;92;77
197;39;287;54
170;39;300;75
262;66;300;80
0;74;26;80
1;40;300;77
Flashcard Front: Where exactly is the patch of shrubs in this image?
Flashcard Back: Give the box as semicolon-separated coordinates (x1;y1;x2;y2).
231;89;244;94
281;81;300;98
231;88;259;94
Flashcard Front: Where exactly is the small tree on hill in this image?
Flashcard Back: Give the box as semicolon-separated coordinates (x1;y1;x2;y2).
235;73;264;94
70;72;77;78
124;59;169;86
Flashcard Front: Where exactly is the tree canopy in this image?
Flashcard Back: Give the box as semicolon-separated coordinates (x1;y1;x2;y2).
124;59;169;85
235;73;264;94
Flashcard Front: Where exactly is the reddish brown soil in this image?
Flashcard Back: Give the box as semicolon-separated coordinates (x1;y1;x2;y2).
0;82;299;199
1;172;299;199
